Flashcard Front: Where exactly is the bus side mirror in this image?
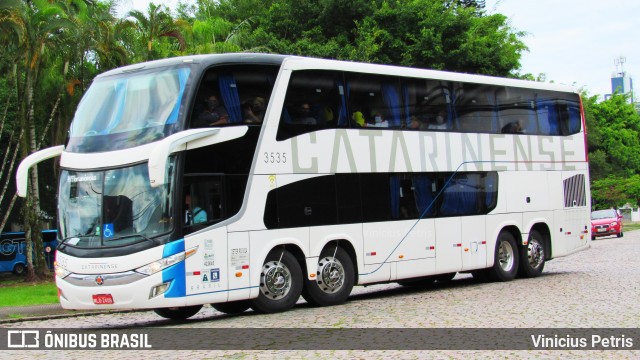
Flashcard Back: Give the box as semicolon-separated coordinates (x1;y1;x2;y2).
16;145;65;197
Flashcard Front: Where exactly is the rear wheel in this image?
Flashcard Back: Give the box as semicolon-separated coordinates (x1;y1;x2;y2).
211;300;251;315
518;230;546;278
487;231;519;282
251;249;302;314
12;263;25;275
302;246;354;306
153;305;202;320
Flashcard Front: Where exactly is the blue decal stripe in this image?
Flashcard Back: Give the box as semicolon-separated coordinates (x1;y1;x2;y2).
186;286;260;297
162;239;186;298
162;238;185;257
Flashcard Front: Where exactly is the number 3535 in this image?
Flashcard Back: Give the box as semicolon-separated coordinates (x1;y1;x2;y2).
263;152;287;164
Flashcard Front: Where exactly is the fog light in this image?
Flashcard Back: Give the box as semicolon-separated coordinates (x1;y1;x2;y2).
149;282;171;299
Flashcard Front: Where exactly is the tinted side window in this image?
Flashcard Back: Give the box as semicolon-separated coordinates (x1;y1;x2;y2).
347;73;403;129
191;65;278;127
360;173;392;222
277;70;345;140
454;83;498;133
440;172;498;216
403;78;452;131
496;87;537;134
265;175;337;229
336;174;362;224
537;91;581;136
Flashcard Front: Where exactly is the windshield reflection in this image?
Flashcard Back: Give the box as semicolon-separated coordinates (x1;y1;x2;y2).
67;67;190;153
58;162;174;248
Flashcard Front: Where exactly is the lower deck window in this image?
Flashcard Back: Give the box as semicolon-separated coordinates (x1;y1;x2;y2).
264;172;498;229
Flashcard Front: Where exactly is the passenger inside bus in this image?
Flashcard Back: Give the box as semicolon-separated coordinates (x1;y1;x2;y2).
428;109;448;130
365;111;390;128
193;94;229;127
292;102;318;125
501;119;524;134
243;96;266;124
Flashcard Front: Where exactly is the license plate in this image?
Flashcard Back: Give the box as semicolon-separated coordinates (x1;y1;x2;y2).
597;228;606;232
92;294;114;305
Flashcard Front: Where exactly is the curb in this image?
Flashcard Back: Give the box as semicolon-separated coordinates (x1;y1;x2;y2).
0;304;143;324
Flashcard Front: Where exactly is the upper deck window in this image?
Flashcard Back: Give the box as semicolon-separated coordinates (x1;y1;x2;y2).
67;67;190;153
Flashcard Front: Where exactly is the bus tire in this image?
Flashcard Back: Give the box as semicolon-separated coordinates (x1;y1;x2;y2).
153;305;202;320
211;300;251;315
518;230;546;278
487;231;519;282
302;247;354;307
12;263;25;275
251;249;302;314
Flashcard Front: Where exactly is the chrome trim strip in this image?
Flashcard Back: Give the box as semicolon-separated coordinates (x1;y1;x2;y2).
63;271;147;287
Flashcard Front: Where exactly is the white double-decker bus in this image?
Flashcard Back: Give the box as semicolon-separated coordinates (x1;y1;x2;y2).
18;54;590;319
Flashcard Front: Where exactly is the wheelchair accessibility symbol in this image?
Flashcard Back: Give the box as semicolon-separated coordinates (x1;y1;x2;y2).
103;224;114;239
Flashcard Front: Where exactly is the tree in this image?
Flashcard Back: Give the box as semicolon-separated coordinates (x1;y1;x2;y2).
0;0;76;280
240;0;526;76
127;3;188;61
585;92;640;209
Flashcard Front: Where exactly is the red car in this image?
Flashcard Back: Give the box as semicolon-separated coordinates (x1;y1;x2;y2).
591;209;624;240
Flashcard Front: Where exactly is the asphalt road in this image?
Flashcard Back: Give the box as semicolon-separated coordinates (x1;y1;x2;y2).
2;230;639;359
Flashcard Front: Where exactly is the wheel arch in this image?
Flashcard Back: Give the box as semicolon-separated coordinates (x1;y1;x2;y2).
318;239;359;286
529;222;552;260
500;225;523;250
271;244;308;282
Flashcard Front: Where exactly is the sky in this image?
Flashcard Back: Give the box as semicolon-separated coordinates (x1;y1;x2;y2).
120;0;639;100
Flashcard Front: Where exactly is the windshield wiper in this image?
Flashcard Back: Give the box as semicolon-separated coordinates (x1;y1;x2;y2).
59;234;98;248
104;233;159;245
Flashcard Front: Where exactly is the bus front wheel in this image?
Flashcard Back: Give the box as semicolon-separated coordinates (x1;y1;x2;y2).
487;231;519;282
518;229;546;278
302;246;354;307
251;249;302;314
153;305;202;320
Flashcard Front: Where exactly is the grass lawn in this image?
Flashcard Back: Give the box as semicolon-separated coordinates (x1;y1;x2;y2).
624;222;640;232
0;277;59;307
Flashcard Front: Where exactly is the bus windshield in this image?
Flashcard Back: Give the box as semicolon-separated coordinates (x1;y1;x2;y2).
67;66;190;153
58;162;174;248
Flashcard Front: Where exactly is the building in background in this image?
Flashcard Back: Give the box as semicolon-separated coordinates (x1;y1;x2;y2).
605;56;635;105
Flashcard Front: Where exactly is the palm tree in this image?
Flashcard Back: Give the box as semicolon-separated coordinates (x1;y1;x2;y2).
127;3;188;61
0;0;73;280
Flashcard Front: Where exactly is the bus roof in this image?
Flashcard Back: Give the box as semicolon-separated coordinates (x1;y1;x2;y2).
97;53;288;78
98;53;579;94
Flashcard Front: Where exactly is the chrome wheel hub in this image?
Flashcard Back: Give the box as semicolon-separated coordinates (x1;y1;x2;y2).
527;239;545;269
498;240;514;271
317;256;345;294
260;261;291;299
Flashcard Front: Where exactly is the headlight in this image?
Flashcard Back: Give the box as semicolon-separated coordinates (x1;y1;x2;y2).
54;262;70;279
611;221;618;226
135;252;185;276
135;246;198;276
